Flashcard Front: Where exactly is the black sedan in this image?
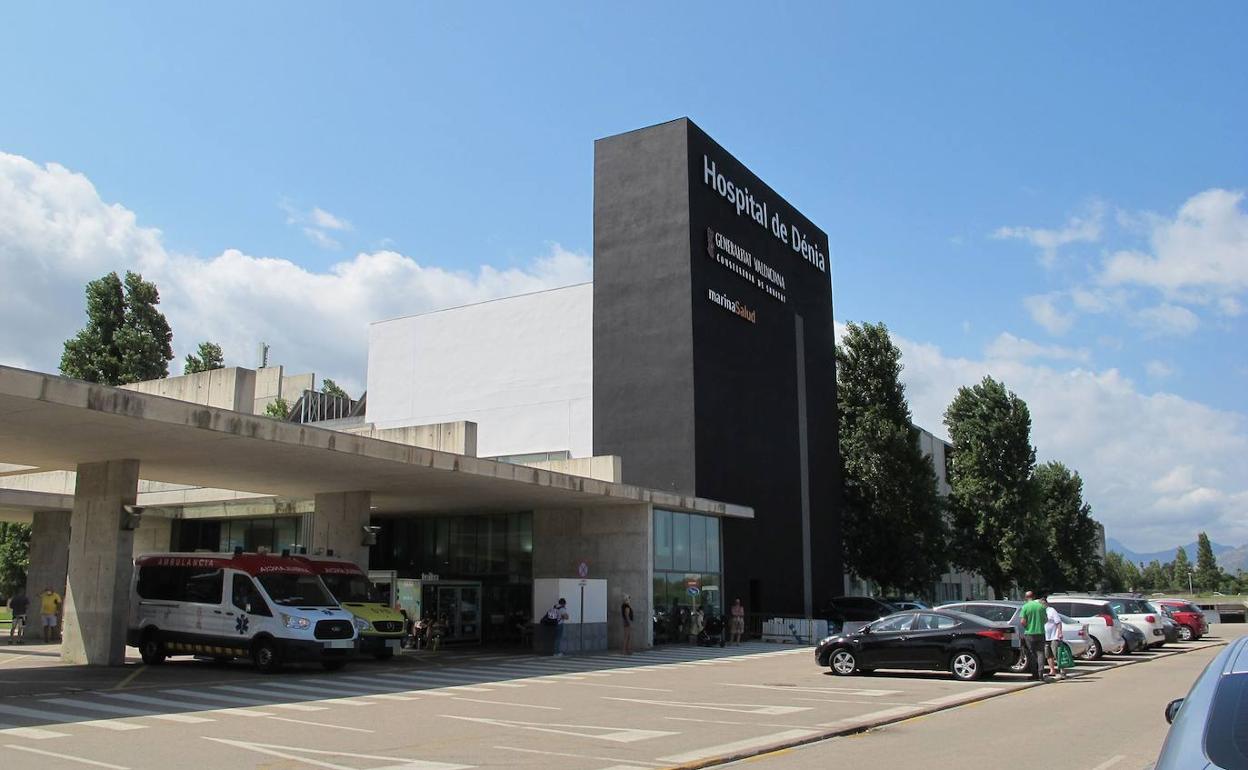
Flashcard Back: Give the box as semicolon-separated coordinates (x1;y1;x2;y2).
815;610;1016;681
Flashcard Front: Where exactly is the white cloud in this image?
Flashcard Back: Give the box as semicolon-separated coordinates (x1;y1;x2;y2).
1132;303;1200;337
281;202;354;249
1101;189;1248;302
1145;360;1175;379
891;332;1248;552
1023;293;1075;335
984;332;1090;363
0;151;591;395
993;202;1104;267
309;207;351;231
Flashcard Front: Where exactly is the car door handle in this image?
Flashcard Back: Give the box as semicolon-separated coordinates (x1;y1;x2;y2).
213;610;223;614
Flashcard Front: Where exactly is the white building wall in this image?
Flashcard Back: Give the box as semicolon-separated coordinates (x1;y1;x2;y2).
366;283;594;459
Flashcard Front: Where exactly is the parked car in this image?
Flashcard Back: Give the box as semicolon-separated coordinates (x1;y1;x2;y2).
939;600;1089;672
884;597;930;611
1153;634;1248;769
814;609;1016;681
819;596;899;623
1153;599;1209;641
1106;596;1169;648
1118;622;1148;654
1153;608;1181;644
1047;597;1125;660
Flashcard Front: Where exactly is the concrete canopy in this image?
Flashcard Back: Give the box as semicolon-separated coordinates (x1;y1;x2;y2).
0;366;752;519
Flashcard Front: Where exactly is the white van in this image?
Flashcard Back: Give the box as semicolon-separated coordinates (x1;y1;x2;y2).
127;552;360;672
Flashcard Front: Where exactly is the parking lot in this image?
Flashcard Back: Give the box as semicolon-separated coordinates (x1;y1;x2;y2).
0;626;1238;770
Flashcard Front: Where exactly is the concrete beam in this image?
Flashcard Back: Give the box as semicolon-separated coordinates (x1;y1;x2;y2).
62;459;139;666
311;491;372;568
24;509;71;640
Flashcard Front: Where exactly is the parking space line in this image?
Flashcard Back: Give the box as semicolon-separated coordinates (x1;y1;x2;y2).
98;691;274;718
264;715;375;733
603;697;811;716
566;682;673;692
451;697;561;710
0;724;70;739
165;687;326;712
443;715;677;743
657;729;821;763
204;685;336;710
3;744;129;769
43;697;214;724
918;687;1003;707
494;745;666;767
1089;755;1126;770
0;702;145;731
664;716;812;729
726;683;902;697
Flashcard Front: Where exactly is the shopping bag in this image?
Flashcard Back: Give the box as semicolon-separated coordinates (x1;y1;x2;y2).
1057;641;1076;669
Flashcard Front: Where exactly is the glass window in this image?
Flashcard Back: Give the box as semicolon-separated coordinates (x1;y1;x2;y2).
185;569;223;604
654;510;673;571
1206;673;1248;768
672;512;690;571
871;614;913;633
276;518;298;554
689;515;707;572
706;517;720;572
915;613;958;630
232;574;271;616
258;572;335;607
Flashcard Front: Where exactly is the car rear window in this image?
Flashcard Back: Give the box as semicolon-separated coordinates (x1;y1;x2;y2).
1205;673;1248;768
1061;601;1109;618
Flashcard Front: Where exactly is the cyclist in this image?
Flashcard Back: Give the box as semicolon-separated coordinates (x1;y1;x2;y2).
7;591;29;644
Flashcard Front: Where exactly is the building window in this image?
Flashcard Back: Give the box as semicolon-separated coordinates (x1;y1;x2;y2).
652;509;725;644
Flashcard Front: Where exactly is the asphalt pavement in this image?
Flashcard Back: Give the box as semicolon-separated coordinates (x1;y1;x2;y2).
0;626;1239;770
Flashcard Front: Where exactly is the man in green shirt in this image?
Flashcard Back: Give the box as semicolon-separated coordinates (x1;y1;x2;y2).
1019;591;1048;681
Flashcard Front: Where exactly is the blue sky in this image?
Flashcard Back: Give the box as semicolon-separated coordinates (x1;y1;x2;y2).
1;3;1245;551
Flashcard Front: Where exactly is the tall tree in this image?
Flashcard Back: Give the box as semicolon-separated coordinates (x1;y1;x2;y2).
0;523;31;597
1102;551;1130;592
836;322;948;595
1173;547;1193;592
1195;532;1222;593
1034;462;1102;591
60;271;174;385
944;376;1040;599
184;342;224;374
322;378;349;399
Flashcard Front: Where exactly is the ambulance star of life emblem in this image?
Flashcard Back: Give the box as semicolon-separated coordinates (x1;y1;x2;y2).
235;615;249;634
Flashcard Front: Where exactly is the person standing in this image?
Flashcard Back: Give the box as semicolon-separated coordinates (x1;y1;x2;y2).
688;605;705;646
620;594;634;655
1018;591;1047;681
552;598;569;656
7;590;29;644
1044;597;1066;680
39;586;62;644
729;598;745;645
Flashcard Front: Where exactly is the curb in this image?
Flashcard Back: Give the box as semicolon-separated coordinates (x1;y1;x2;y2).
670;638;1230;770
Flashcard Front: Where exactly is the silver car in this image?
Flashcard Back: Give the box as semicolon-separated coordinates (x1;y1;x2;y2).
1155;634;1248;768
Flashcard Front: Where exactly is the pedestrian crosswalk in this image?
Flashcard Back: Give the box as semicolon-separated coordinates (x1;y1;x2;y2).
0;643;808;739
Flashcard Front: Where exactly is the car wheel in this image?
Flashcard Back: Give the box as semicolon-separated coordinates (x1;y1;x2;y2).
829;649;857;676
950;651;982;681
252;639;282;673
1010;649;1029;673
1082;636;1102;660
139;630;166;666
1178;625;1194;641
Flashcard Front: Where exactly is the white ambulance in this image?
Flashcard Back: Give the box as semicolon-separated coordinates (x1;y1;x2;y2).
127;552;360;672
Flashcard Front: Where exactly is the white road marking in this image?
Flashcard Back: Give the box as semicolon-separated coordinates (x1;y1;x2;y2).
450;697;561;710
264;715;376;733
193;686;330;711
494;745;666;767
98;691;274;717
567;682;674;692
657;729;821;763
442;715;676;743
1089;756;1126;770
726;683;902;697
3;744;129;769
0;702;145;731
664;716;812;729
0;724;70;739
918;687;1003;707
205;737;473;769
274;679;420;702
43;697;215;724
603;697;811;716
816;705;924;728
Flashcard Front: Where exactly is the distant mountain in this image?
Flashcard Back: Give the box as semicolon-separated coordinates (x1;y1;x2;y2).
1107;537;1238;567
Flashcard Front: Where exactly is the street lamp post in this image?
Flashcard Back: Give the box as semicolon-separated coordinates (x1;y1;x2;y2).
1188;570;1194;595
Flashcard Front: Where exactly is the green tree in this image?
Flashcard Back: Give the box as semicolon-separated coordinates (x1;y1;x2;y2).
322;378;349;399
264;396;291;419
183;342;224;374
1141;560;1167;591
60;271;174;385
0;523;31;598
1195;532;1223;593
1103;551;1130;592
944;376;1040;599
1034;461;1101;591
836;322;948;595
1173;546;1193;592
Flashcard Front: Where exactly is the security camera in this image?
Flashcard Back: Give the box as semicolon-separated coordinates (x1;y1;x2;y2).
121;505;145;531
361;525;382;546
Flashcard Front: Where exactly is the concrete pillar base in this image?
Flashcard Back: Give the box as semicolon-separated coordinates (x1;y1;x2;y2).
62;459;139;666
23;510;71;642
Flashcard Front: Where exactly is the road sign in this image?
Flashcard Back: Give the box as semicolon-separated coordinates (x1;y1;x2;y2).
687;586;701;597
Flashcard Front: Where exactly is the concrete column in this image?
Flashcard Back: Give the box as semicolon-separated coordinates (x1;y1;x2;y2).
62;459;139;665
130;512;173;556
533;503;653;651
23;510;71;641
311;491;372;568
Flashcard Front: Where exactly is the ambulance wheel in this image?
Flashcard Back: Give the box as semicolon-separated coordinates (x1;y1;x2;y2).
374;648;395;661
252;639;282;673
139;631;166;665
322;660;347;671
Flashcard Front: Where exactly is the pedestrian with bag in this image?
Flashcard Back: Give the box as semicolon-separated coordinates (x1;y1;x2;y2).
542;598;569;656
1044;597;1067;680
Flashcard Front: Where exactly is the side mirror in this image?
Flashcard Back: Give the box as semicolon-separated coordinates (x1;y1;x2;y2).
1164;698;1183;724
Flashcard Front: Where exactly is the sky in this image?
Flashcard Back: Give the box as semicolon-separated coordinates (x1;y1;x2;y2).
1;3;1245;553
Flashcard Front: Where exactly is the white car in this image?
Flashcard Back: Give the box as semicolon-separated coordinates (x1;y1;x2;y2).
1105;596;1168;649
1047;597;1126;660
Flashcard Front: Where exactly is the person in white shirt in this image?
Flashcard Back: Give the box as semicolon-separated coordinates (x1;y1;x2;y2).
1042;597;1066;680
